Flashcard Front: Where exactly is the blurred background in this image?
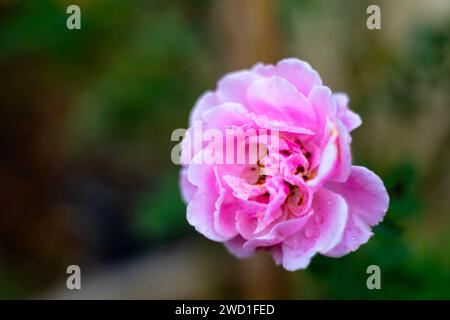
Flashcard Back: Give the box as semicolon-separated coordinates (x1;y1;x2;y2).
0;0;449;299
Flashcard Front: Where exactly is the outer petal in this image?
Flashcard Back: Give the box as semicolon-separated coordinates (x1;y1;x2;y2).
281;189;348;271
217;70;261;105
201;102;248;129
246;76;316;129
186;152;226;241
308;85;336;133
187;182;225;242
203;101;315;135
225;235;255;258
251;62;276;77
251;58;323;96
189;91;220;126
190;70;261;126
274;58;323;96
333;93;362;132
179;167;197;203
213;167;239;239
324;166;389;257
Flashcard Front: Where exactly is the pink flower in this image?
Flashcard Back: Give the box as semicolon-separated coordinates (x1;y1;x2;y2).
179;58;389;271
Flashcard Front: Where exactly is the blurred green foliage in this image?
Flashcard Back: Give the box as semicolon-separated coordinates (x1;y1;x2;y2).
133;173;188;242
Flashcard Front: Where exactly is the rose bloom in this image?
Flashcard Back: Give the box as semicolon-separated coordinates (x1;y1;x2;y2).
179;58;389;271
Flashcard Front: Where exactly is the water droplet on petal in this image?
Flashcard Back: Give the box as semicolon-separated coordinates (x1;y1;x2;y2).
349;236;357;241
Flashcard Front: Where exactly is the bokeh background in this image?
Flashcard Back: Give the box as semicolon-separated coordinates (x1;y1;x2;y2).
0;0;449;299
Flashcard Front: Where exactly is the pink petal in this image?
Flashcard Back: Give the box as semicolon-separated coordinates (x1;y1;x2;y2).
179;167;197;203
275;58;323;96
186;152;227;241
255;177;289;232
223;175;266;200
246;76;316;129
281;189;348;271
307;120;339;191
201;102;248;129
286;182;313;217
217;70;261;106
251;58;323;96
330;119;352;182
324;166;389;257
187;185;225;242
189;91;219;126
213;167;239;239
251;62;276;77
243;211;311;250
248;113;314;135
224;235;255;258
333;93;362;132
308;85;336;133
235;209;259;240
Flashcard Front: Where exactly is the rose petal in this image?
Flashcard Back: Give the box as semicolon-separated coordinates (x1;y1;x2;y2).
243;211;311;250
330;119;352;182
224;235;255;258
333;93;362;132
186;151;226;241
308;85;337;133
217;70;261;105
324;166;389;257
189;91;220;126
179;167;197;203
247;76;316;128
201;102;248;129
248;113;314;135
307;120;339;191
281;189;348;271
275;58;323;96
213;167;239;239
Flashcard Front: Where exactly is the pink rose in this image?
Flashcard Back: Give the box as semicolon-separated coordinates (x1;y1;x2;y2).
179;58;389;271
